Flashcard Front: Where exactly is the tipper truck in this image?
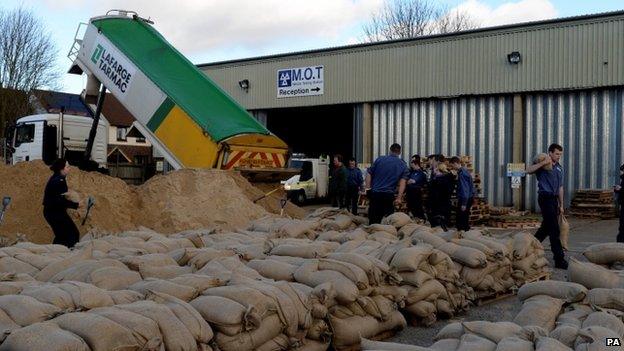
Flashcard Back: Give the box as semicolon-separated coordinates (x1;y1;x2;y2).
67;10;292;180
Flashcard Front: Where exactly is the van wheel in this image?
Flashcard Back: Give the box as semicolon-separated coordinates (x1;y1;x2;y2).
294;191;307;205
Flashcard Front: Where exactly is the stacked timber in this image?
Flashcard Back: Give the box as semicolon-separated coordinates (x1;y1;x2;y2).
569;189;618;219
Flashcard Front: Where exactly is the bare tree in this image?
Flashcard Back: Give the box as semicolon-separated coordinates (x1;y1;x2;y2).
0;7;60;137
362;0;480;42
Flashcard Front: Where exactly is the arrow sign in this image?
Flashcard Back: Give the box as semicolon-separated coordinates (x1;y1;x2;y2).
311;87;321;92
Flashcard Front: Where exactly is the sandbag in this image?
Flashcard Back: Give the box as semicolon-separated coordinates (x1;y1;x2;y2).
462;321;524;343
411;231;447;248
0;321;89;351
248;259;297;281
49;259;127;283
556;305;593;328
575;326;621;351
147;291;214;345
109;290;144;305
364;224;398;236
456;334;496;351
129;279;198;301
568;258;624;289
329;311;406;348
587;288;624;310
294;261;359;304
115;300;197;351
533;154;553;171
435;322;464;340
0;294;61;326
534;336;570;351
430;338;460;351
400;270;433;288
215;314;283;351
405;300;436;319
558;215;570;250
583;243;624;265
57;281;115;310
495;336;533;351
13;253;59;270
390;245;434;272
169;274;223;292
518;281;587;303
90;306;163;350
53;312;141;351
139;264;193;279
513;295;565;331
89;266;142;290
0;256;39;275
20;284;75;311
382;212;412;228
202;285;277;319
549;324;579;348
35;247;93;281
438;242;487;268
582;311;624;337
406;279;448;305
318;259;369;289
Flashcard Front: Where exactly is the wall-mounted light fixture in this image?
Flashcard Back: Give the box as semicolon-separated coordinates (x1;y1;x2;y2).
238;79;250;92
507;51;521;64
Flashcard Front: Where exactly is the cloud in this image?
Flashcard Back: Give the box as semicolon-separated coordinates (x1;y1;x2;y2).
452;0;558;27
81;0;383;55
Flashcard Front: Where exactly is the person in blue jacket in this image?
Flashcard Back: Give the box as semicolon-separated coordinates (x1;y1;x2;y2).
615;163;624;243
345;158;364;215
449;156;476;231
43;158;81;248
406;155;427;220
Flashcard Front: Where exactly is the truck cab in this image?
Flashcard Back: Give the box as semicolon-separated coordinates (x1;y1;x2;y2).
283;156;329;204
11;114;108;168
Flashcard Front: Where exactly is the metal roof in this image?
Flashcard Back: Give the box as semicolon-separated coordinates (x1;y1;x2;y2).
199;10;624;110
199;10;624;68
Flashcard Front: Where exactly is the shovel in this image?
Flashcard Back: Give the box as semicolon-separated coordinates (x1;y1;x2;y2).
81;196;95;226
0;197;11;225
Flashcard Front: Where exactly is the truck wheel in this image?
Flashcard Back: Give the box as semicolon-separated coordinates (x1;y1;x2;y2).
294;191;306;205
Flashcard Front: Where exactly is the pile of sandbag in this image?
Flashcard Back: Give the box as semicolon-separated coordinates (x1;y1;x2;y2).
509;231;551;283
568;257;624;289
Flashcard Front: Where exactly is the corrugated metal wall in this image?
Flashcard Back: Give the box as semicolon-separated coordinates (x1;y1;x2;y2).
372;96;514;206
523;88;624;210
202;13;624;110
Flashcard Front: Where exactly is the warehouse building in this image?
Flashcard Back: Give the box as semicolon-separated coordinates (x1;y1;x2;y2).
199;11;624;210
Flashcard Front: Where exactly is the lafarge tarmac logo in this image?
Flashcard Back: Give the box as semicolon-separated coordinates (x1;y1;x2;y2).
90;39;135;94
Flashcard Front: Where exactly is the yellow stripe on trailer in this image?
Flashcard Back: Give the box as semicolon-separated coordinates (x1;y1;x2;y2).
154;105;220;168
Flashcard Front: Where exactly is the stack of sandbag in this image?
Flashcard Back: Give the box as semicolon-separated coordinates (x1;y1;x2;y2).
0;243;71;277
509;232;551;283
0;290;215;351
192;273;324;351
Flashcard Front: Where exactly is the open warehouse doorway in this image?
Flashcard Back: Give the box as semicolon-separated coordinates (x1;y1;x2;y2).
264;104;355;160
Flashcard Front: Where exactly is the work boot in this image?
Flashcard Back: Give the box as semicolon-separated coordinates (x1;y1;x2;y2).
554;259;568;270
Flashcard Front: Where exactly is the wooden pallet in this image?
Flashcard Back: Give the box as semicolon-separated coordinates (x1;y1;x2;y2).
522;271;552;284
334;330;397;351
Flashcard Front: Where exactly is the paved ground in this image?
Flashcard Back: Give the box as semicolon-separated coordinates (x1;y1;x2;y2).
389;217;620;346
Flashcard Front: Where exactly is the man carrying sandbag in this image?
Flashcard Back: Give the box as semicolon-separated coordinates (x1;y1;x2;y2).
365;143;409;224
527;143;567;269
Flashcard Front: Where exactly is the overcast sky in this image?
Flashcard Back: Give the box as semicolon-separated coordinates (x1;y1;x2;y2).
2;0;622;93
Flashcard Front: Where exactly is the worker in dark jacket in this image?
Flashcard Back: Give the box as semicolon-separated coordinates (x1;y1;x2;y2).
329;154;348;208
450;156;476;231
43;158;81;248
345;158;364;215
428;155;454;229
406;155;427;220
526;143;567;269
615;163;624;243
366;143;409;224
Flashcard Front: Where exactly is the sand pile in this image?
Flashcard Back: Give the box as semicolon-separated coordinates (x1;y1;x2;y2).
0;161;138;243
0;161;303;243
231;179;306;219
137;169;268;233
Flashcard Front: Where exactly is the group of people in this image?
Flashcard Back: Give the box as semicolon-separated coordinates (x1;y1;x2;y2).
363;143;476;232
